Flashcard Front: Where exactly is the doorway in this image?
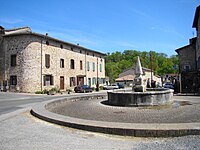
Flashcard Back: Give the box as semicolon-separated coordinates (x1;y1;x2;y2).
60;76;64;90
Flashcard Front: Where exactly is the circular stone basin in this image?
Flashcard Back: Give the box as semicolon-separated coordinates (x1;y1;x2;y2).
108;88;174;107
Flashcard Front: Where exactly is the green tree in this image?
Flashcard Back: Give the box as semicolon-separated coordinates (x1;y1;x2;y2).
105;50;179;83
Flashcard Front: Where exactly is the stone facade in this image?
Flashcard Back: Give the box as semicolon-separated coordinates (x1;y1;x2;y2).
0;27;106;93
176;5;200;93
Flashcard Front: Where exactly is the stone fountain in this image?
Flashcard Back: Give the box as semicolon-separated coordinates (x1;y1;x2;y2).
108;56;174;107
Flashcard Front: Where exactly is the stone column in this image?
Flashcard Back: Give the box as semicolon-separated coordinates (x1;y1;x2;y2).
132;56;146;92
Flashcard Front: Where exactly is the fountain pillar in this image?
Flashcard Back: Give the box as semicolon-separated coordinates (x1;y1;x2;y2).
132;56;146;92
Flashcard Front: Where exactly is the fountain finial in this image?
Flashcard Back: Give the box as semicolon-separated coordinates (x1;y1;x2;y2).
135;56;143;76
133;56;146;92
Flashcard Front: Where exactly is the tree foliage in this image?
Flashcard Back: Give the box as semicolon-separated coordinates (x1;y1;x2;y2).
105;50;179;83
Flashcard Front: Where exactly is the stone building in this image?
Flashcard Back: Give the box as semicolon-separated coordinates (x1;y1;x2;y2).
115;66;161;87
175;5;200;92
0;26;106;93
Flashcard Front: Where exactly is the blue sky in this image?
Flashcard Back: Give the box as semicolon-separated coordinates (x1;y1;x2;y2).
0;0;199;57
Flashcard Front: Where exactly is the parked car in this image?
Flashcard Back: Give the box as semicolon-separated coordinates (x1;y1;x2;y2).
103;84;119;90
117;83;124;89
164;83;174;89
74;85;93;93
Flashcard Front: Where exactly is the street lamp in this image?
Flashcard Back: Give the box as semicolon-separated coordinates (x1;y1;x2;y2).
96;57;99;91
150;51;153;82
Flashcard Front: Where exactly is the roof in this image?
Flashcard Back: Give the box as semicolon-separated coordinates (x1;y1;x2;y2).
115;75;135;81
3;27;106;56
175;37;196;54
192;5;200;28
175;44;191;53
0;26;4;30
121;66;151;73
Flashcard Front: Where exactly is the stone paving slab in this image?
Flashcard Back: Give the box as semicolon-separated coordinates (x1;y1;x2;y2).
49;98;200;123
31;94;200;137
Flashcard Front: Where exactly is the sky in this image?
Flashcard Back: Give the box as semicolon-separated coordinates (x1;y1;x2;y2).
0;0;199;57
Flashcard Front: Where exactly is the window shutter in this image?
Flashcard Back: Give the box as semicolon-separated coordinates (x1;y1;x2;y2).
50;76;54;85
43;75;46;86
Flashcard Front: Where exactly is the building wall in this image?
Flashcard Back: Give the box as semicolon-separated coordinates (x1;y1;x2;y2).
197;12;200;69
117;67;161;86
1;34;105;92
178;45;196;72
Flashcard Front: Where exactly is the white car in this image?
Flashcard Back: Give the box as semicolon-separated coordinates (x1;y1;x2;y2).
103;84;119;90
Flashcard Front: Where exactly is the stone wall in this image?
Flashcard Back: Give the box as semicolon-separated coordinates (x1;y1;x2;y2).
1;33;105;92
196;12;200;69
178;45;196;72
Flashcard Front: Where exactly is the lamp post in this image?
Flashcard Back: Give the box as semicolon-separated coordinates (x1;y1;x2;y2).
96;57;99;91
150;51;153;82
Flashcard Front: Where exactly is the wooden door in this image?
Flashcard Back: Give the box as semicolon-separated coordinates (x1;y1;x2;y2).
60;76;64;90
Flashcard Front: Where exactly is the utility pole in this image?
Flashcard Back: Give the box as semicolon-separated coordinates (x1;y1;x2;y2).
96;57;99;91
150;51;153;82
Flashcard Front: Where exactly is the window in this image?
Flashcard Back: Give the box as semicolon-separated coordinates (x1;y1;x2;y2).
10;76;17;85
70;77;76;87
102;78;106;84
88;78;91;86
100;64;102;72
92;77;96;85
87;61;90;71
184;65;190;72
80;60;83;70
70;59;75;69
43;75;54;86
60;59;64;68
45;54;50;68
11;54;17;67
92;62;95;72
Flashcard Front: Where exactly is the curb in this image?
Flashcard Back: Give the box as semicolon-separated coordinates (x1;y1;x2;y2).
31;94;200;137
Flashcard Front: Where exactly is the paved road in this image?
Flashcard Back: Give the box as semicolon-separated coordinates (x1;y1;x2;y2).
0;92;200;149
0;91;107;115
50;95;200;123
0;92;58;115
1;109;200;149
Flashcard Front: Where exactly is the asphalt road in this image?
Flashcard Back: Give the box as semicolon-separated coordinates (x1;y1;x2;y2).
0;92;56;115
0;91;107;115
0;91;200;149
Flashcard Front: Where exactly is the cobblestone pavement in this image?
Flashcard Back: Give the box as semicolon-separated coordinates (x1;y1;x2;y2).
1;111;200;150
50;96;200;123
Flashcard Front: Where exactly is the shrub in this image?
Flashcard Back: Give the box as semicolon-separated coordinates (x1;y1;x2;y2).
99;86;104;90
35;91;43;94
43;89;48;94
